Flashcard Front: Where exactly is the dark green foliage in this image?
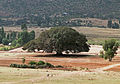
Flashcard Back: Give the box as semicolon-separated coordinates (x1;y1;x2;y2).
112;22;119;29
29;31;35;41
13;30;35;47
10;61;58;69
107;20;112;28
21;24;27;31
23;27;89;54
28;61;37;65
22;40;36;52
22;57;26;64
1;0;120;19
44;63;54;68
99;51;104;58
100;39;119;61
0;27;6;43
2;38;9;45
1;0;120;27
37;61;45;65
107;20;119;29
10;64;29;68
55;65;64;68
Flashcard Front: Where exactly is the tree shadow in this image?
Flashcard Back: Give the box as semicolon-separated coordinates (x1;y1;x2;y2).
35;54;94;58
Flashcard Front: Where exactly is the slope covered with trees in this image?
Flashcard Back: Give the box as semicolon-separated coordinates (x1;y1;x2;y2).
0;0;120;27
0;0;120;19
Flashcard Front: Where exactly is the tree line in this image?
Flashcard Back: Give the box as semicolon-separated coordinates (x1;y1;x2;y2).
0;25;35;47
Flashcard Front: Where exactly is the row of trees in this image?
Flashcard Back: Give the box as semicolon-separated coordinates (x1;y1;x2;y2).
0;26;35;47
107;20;119;29
0;27;16;45
12;30;35;47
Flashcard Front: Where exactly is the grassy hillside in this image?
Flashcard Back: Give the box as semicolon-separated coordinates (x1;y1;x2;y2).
0;0;120;19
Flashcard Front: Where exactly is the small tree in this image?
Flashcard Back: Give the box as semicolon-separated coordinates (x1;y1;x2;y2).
100;39;119;61
22;57;26;64
2;38;9;45
21;24;27;31
112;22;119;29
107;20;112;28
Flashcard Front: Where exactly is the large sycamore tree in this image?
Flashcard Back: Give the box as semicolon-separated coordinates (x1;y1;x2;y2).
23;27;89;55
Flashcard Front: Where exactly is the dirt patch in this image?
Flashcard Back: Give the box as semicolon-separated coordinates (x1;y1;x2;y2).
105;66;120;72
0;45;120;71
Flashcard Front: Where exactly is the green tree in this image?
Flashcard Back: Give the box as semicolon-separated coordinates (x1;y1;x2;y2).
23;27;89;55
107;20;112;28
2;38;9;45
112;22;119;29
21;24;27;31
100;39;119;61
22;57;26;64
29;30;35;40
23;40;36;52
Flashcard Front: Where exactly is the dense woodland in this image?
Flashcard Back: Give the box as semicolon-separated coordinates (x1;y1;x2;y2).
0;0;120;27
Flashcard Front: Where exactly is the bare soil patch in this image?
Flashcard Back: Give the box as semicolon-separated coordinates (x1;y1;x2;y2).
105;66;120;72
0;45;120;71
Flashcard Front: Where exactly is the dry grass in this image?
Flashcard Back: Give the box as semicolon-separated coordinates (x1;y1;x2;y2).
0;67;120;84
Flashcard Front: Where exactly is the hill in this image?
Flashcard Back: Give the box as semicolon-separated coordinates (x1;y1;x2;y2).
0;0;120;19
0;0;120;27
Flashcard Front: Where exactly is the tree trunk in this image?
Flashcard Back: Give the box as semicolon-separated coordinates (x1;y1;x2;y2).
109;57;112;62
56;52;62;55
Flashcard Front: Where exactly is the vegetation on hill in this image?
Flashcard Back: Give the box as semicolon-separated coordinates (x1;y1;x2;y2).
1;0;120;19
0;0;120;27
23;27;89;54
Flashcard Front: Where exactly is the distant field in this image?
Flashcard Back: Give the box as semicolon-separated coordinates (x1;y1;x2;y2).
3;26;120;44
73;27;120;45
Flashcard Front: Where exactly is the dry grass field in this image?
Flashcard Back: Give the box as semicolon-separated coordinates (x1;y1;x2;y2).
0;26;120;84
1;67;120;84
3;26;120;44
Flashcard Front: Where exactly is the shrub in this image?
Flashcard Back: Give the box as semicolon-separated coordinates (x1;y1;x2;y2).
10;64;28;68
37;65;48;68
37;61;45;65
44;63;54;68
28;65;36;69
10;64;17;67
55;65;64;68
28;61;37;65
101;39;119;61
99;51;104;58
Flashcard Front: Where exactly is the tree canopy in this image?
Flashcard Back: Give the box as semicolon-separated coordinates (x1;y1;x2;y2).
100;39;119;61
23;27;89;54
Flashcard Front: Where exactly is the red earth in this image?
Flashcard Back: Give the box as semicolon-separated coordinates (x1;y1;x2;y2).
0;52;120;70
0;45;120;71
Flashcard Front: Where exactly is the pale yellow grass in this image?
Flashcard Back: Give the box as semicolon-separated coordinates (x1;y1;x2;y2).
0;67;120;84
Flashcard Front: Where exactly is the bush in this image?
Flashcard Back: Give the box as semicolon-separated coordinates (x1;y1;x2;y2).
101;39;119;61
28;61;37;65
10;64;28;68
99;51;104;58
28;65;36;69
37;65;48;68
37;61;45;65
10;61;64;69
55;65;64;68
10;64;18;67
44;63;54;68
